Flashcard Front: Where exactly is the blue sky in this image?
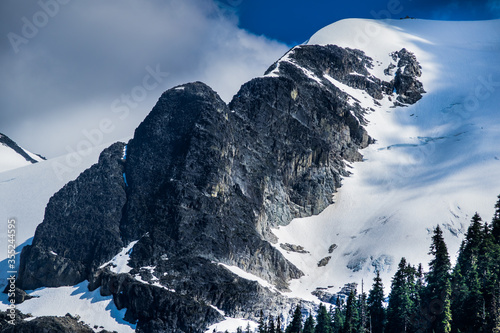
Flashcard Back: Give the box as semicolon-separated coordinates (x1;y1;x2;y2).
235;0;500;45
1;0;499;158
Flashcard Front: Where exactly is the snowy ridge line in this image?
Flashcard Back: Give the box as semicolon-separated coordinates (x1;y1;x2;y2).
265;44;395;130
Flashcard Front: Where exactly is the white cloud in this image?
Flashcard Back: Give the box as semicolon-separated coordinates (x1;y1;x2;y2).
0;0;289;158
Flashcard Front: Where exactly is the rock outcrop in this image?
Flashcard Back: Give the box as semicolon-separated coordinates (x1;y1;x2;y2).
390;48;426;105
18;142;127;290
16;44;424;332
0;311;106;333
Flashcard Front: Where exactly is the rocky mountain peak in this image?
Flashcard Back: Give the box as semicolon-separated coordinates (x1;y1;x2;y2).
16;43;424;332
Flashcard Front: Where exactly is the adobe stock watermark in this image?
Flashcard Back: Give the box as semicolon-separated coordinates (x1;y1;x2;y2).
209;0;243;20
7;0;72;54
51;64;169;181
389;74;499;192
442;74;500;123
6;218;17;326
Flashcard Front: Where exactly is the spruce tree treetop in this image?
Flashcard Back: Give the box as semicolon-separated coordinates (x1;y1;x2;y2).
425;225;452;333
332;297;344;333
343;289;359;333
386;258;416;333
428;225;451;283
315;304;331;333
492;194;500;242
303;314;315;333
286;305;303;333
269;317;276;333
367;271;385;333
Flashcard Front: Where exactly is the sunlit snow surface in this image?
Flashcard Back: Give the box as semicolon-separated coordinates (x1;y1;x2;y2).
272;19;500;300
4;281;136;332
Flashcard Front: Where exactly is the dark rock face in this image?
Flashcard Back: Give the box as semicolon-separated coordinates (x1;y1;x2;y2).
3;287;34;304
16;44;424;332
121;82;301;289
0;311;102;333
390;48;426;105
18;142;127;290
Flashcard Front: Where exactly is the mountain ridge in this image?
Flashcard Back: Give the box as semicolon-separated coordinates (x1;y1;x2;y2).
0;132;45;173
14;38;421;331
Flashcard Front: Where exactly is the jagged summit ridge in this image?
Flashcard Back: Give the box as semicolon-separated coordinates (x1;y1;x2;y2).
0;132;45;173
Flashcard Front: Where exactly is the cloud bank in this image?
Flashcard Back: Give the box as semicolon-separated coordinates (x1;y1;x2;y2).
0;0;288;158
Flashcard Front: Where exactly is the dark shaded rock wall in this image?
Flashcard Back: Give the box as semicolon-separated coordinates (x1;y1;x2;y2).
18;142;127;290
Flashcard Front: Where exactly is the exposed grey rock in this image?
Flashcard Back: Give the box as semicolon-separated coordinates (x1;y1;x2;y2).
311;288;337;304
347;256;367;272
391;48;426;105
280;243;309;253
370;254;394;272
317;256;332;267
18;142;127;290
339;282;358;296
1;286;35;304
328;244;338;253
0;311;105;333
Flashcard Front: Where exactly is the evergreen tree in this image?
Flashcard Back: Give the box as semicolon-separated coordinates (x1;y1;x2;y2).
269;317;276;333
413;263;424;313
451;213;486;332
237;327;244;333
386;258;416;333
246;323;252;333
315;304;331;333
259;310;267;333
489;194;500;332
424;225;452;333
491;195;500;243
367;271;386;333
359;286;369;333
332;297;345;333
286;305;303;333
479;220;500;332
277;316;283;333
303;314;315;333
328;306;335;331
343;289;359;333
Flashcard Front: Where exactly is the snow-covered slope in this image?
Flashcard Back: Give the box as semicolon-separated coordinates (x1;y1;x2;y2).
0;133;44;173
272;18;500;300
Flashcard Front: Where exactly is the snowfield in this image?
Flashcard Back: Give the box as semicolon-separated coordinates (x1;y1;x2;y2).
272;18;500;300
